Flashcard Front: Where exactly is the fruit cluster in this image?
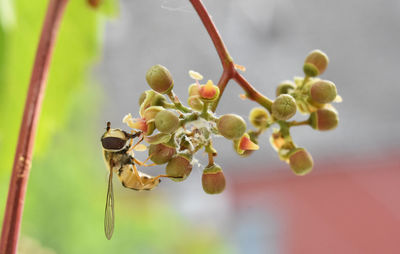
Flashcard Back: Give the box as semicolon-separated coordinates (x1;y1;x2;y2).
123;50;340;194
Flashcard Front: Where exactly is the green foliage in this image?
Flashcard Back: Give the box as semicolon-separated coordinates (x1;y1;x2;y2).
0;0;106;178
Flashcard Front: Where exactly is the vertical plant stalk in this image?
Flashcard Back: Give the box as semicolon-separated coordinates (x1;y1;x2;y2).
189;0;273;113
0;0;69;253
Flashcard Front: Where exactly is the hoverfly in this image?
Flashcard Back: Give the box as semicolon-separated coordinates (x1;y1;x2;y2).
101;122;177;240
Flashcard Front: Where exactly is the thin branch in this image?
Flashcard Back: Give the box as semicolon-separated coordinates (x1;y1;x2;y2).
0;0;69;253
189;0;273;113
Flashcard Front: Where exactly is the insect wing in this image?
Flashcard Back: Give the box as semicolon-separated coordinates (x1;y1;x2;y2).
104;172;115;240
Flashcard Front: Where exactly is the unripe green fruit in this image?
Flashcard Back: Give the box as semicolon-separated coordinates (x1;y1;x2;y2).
303;50;329;77
187;95;204;111
202;164;226;194
288;148;313;175
146;64;174;94
271;94;297;120
276;81;296;97
217;114;247;140
166;155;193;182
155;110;180;134
148;143;176;165
310;108;339;131
249;107;269;128
309;80;337;104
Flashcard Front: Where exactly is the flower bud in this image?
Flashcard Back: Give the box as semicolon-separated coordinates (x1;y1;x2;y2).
249;107;269;128
309;108;339;131
271;94;297;120
148;143;176;165
276;80;296;97
154;110;180;134
199;80;220;102
146;64;174;94
288;148;313;175
309;80;337;104
166;154;193;181
217;114;247;140
188;83;201;97
187;95;204;111
202;164;226;194
303;50;329;77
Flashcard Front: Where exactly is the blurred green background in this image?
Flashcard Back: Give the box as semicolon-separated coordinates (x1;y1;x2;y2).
0;1;230;253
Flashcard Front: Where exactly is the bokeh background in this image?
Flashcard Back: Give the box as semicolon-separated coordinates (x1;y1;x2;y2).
1;0;400;253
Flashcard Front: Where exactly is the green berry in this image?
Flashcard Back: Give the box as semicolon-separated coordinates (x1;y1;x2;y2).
288;148;313;175
148;143;176;165
217;114;247;140
309;80;337;104
202;164;226;194
309;108;339;131
276;80;296;97
303;50;329;77
155;110;180;134
166;154;193;182
271;94;297;120
146;64;174;94
249;107;269;128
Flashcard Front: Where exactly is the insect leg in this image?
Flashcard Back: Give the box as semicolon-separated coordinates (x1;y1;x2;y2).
128;136;144;153
133;156;156;167
130;164;144;186
152;174;183;182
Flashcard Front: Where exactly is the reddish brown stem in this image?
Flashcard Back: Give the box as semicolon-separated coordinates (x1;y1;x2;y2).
189;0;273;112
0;0;69;253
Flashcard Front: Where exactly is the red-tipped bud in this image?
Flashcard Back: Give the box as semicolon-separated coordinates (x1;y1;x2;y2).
288;148;313;175
217;114;247;140
234;133;259;155
309;80;337;104
271;94;297;120
154;110;180;134
148;143;176;165
166;154;193;181
303;50;329;77
309;107;339;131
249;107;269;128
199;80;220;102
146;65;174;94
276;80;296;97
202;164;226;194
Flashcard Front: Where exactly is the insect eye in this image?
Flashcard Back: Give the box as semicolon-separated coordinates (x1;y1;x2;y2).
101;137;126;150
